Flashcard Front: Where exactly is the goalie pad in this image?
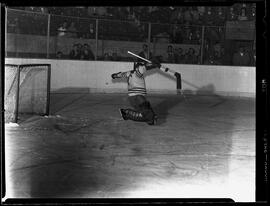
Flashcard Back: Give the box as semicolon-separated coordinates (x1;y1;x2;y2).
121;109;145;121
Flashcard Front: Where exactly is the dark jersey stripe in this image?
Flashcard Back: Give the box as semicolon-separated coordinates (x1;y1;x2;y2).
135;70;143;78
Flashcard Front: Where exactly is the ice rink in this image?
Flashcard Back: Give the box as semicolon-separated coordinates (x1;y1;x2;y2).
4;93;255;201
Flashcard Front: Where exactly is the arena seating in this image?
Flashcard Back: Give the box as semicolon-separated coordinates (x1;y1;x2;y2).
6;5;256;66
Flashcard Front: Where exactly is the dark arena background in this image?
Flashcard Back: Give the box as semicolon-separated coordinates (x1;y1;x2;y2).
1;1;267;204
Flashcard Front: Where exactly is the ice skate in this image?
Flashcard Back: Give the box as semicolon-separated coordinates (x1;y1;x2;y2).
119;109;128;120
147;114;158;125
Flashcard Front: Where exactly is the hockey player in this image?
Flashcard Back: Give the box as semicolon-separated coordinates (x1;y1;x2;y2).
111;59;161;125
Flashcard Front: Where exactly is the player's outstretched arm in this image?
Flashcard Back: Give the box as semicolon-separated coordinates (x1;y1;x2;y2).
145;62;161;70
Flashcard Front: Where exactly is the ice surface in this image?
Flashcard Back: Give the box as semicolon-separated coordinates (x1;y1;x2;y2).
4;93;255;201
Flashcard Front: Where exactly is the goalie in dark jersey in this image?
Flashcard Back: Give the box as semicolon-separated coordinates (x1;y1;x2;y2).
111;59;161;125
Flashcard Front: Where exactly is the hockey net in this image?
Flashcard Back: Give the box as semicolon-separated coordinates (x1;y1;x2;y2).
4;64;51;123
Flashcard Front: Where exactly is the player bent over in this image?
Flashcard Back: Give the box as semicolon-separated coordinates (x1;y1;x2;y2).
111;60;161;125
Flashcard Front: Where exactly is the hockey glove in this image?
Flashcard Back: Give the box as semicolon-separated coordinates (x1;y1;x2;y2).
111;72;121;79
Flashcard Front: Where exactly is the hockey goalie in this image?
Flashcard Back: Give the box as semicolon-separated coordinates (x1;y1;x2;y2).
111;59;161;125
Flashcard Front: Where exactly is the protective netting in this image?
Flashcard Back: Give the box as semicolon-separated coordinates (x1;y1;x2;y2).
5;64;50;123
5;65;19;122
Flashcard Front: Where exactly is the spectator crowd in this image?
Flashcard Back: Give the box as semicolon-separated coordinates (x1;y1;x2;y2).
11;5;256;25
57;43;95;60
8;4;256;39
7;4;256;66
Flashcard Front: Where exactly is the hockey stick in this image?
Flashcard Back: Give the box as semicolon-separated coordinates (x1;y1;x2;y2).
127;51;152;63
128;51;177;73
127;51;182;92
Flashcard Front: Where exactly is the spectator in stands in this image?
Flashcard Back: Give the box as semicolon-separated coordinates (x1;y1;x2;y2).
63;7;74;16
187;48;198;64
24;7;35;12
119;7;130;20
116;7;127;19
58;21;68;37
96;7;107;17
175;26;184;44
170;20;183;44
232;46;251;66
170;7;182;23
77;43;83;54
204;53;215;65
177;7;185;24
106;7;115;18
197;6;205;14
211;7;221;26
184;48;197;64
149;6;160;23
66;22;77;38
238;7;248;21
103;53;112;61
80;7;88;16
111;52;120;61
190;7;199;24
40;7;48;14
212;50;222;65
249;4;256;20
185;26;196;44
205;27;220;49
88;23;95;39
197;6;205;24
24;6;47;13
218;26;225;41
189;29;197;44
183;23;192;44
227;7;237;21
81;44;95;60
216;7;226;25
69;44;81;59
138;44;152;60
76;21;88;39
219;46;231;65
56;51;64;59
203;7;214;25
176;47;185;64
87;7;97;16
49;7;58;13
137;23;148;41
183;49;190;64
75;7;87;17
194;29;202;44
183;7;193;24
165;45;177;63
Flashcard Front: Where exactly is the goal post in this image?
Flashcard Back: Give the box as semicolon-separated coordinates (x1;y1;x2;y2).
4;64;51;123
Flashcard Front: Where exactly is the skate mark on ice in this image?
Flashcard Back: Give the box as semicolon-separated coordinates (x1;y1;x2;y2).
52;94;87;114
11;159;77;171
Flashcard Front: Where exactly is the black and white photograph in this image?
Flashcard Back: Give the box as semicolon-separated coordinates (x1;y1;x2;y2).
1;1;268;204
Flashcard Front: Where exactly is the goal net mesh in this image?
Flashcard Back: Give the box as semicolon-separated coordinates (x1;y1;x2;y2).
5;64;51;123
